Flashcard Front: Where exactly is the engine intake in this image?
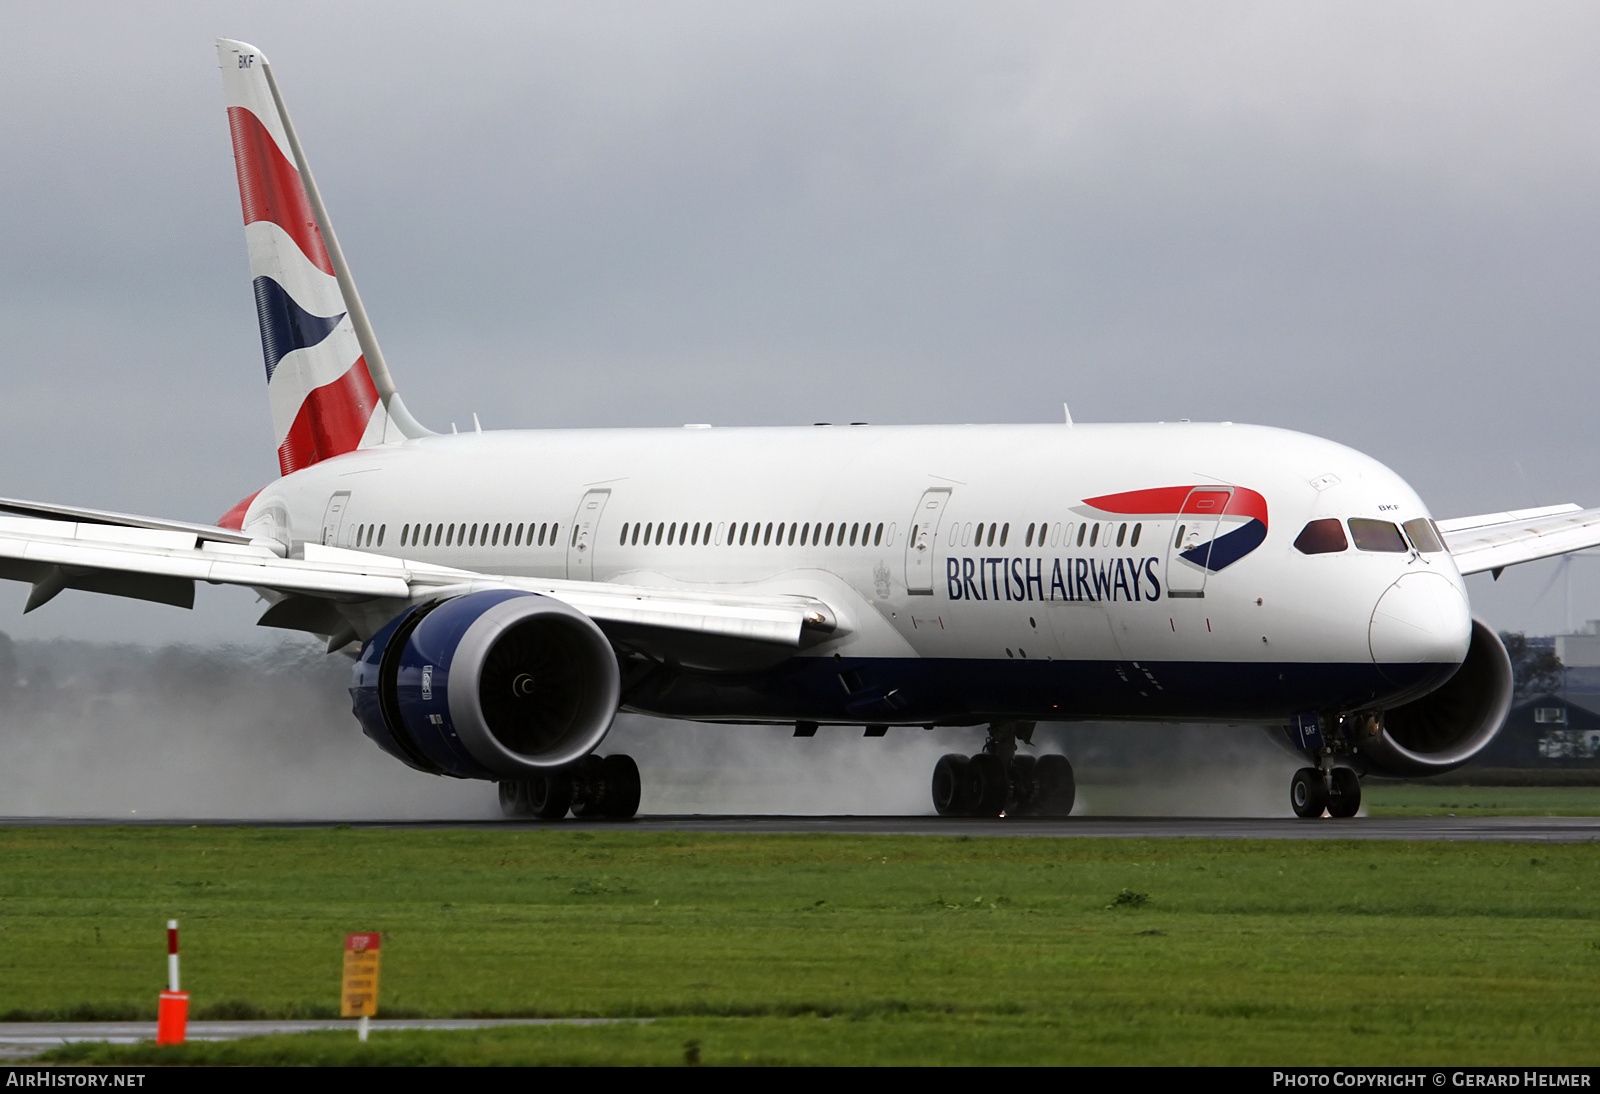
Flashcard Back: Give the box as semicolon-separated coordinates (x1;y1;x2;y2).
350;590;621;779
1358;617;1513;777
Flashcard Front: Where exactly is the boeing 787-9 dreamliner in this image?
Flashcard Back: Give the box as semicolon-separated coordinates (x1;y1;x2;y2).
3;40;1596;820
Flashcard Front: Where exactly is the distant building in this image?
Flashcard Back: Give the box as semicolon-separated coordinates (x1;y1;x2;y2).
1474;693;1600;768
1555;622;1600;670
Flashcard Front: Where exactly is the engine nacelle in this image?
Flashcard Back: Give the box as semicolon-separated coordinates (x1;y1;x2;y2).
350;590;621;779
1357;618;1513;778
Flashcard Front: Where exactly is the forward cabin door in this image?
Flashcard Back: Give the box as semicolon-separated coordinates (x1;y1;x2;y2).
321;491;351;546
904;487;952;595
1165;487;1232;598
567;488;611;580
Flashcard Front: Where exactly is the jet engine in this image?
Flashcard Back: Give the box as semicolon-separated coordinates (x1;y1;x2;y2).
350;590;621;779
1356;618;1514;777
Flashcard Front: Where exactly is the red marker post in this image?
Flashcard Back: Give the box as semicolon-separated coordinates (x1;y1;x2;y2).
156;919;188;1045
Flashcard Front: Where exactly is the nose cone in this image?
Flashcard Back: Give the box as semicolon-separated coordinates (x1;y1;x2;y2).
1369;572;1472;676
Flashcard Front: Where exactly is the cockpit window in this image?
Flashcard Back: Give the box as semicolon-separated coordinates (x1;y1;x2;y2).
1402;518;1446;554
1294;519;1348;555
1348;518;1408;552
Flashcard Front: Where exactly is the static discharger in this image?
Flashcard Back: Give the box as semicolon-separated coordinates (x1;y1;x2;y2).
156;919;188;1045
341;932;382;1041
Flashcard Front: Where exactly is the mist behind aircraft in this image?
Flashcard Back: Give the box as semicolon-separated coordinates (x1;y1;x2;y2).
0;634;1301;819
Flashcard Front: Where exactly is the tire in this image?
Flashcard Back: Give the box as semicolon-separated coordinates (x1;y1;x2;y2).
497;780;530;818
1327;767;1361;818
528;770;574;819
967;753;1009;816
601;754;642;819
1033;754;1076;817
931;754;972;816
1290;767;1328;819
570;755;609;818
1010;754;1038;814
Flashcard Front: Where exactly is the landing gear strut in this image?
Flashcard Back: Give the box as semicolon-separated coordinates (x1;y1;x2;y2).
931;722;1076;818
498;753;641;820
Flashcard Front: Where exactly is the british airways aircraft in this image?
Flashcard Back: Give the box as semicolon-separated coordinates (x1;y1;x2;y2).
2;39;1597;821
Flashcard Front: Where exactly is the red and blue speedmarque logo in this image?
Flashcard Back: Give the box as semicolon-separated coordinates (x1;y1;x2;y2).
1084;485;1270;572
943;484;1270;605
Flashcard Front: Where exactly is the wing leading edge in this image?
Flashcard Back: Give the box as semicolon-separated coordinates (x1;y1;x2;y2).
1439;503;1600;576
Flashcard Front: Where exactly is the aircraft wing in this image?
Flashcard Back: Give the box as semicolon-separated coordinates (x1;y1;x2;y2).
1439;503;1600;576
0;512;836;663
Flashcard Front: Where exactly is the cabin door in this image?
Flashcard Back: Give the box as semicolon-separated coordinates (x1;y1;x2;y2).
321;492;351;546
567;488;611;580
1164;487;1232;598
904;488;952;595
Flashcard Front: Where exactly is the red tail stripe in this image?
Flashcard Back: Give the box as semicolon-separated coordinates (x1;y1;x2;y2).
277;357;380;475
227;106;336;276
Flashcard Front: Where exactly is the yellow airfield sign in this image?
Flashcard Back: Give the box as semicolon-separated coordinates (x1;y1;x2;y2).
341;932;381;1018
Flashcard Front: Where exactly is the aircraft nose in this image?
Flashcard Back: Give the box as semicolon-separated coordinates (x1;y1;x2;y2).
1369;571;1471;677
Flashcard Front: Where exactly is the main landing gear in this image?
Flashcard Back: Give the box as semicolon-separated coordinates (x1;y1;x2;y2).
1290;766;1361;819
498;754;641;820
931;721;1076;818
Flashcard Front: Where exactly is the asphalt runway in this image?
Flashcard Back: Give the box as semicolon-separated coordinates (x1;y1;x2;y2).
2;815;1597;841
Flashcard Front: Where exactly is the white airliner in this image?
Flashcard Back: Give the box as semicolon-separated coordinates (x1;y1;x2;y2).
3;39;1597;821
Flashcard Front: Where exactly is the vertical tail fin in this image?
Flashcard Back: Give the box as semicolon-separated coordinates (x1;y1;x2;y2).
216;39;429;475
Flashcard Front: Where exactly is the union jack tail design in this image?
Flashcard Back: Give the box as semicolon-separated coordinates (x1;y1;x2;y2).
217;39;428;476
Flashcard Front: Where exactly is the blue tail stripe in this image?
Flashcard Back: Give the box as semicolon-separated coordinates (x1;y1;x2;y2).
252;275;346;382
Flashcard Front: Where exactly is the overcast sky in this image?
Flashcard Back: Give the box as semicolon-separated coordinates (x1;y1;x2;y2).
2;1;1599;644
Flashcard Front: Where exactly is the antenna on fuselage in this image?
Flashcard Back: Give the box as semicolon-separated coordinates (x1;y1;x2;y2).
1063;402;1074;428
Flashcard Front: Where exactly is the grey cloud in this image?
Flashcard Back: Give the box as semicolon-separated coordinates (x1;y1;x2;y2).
0;0;1596;649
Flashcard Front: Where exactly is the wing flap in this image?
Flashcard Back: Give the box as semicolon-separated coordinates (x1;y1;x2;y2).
1442;504;1600;575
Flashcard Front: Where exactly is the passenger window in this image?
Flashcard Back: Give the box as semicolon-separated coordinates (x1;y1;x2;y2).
999;523;1009;547
849;523;859;546
825;523;835;546
1173;524;1185;549
1076;523;1086;547
1348;518;1407;552
655;523;665;546
378;525;386;547
875;522;884;546
765;522;774;546
551;524;559;546
1089;524;1099;547
1116;523;1127;547
620;523;630;546
788;523;797;546
1025;523;1035;548
400;524;409;547
1294;519;1348;555
1403;518;1445;554
515;523;524;546
538;523;547;546
1131;523;1141;548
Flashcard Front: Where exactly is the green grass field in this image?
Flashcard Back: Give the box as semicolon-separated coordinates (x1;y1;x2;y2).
4;825;1598;1065
1362;785;1600;816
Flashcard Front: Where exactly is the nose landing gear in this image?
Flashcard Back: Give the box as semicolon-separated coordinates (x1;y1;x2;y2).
1290;765;1362;818
931;722;1076;818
